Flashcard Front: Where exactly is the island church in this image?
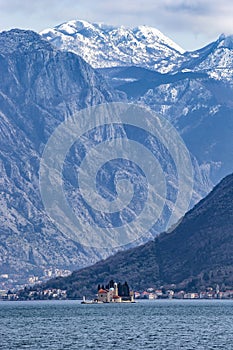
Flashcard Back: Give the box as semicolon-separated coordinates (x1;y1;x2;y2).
97;280;134;303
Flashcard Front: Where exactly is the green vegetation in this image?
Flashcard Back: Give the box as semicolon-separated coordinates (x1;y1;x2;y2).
27;174;233;298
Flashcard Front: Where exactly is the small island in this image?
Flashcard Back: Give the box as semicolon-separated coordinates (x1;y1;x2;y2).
82;280;135;304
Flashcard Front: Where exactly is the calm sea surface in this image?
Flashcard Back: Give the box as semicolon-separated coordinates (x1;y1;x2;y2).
0;299;233;350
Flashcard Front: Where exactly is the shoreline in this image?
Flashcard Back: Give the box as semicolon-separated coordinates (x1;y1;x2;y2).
1;298;233;303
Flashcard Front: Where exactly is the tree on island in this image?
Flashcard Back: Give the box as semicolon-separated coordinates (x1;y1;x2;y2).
109;280;114;289
122;282;130;297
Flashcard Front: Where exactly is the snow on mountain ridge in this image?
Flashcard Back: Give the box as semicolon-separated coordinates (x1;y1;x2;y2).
218;33;233;49
40;20;184;71
186;34;233;81
40;20;233;79
133;25;184;53
160;33;233;83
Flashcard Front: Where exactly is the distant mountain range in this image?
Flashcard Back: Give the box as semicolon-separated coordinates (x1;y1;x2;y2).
41;173;233;297
41;20;233;83
0;20;232;284
40;20;184;72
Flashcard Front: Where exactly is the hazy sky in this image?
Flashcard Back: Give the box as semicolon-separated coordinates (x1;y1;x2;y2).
0;0;233;51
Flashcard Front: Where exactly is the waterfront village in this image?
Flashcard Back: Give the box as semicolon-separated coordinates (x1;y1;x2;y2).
1;278;233;301
0;268;71;297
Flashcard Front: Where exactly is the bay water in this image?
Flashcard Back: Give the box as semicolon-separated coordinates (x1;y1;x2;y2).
1;299;233;349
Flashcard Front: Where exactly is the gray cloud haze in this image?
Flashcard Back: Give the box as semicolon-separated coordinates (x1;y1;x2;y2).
0;0;233;50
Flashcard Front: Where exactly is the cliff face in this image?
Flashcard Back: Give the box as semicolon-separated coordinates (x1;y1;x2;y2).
43;173;233;296
0;29;120;276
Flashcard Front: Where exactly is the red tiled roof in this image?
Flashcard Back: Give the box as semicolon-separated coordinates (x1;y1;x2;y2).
98;289;107;293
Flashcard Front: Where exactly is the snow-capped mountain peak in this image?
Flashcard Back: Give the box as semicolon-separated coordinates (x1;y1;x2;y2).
193;34;233;81
40;19;184;72
133;25;184;53
217;33;233;49
57;19;101;36
171;33;233;82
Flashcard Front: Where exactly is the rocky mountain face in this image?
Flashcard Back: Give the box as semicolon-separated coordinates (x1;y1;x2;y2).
41;21;233;185
0;28;215;284
99;38;233;184
0;29;121;279
0;29;209;285
42;173;233;297
0;22;232;285
144;80;233;184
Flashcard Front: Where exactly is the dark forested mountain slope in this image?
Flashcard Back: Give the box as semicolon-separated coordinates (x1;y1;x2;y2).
42;173;233;297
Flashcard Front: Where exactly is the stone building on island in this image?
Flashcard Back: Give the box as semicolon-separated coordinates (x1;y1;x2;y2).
97;280;134;303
